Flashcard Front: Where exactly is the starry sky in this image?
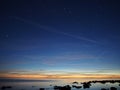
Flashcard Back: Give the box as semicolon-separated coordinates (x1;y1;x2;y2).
0;0;120;79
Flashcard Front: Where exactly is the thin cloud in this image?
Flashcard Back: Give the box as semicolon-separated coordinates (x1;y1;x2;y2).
10;16;98;44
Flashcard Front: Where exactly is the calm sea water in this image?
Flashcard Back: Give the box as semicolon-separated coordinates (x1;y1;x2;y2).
0;79;120;90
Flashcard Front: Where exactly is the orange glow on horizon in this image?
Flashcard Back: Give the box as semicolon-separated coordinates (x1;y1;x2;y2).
0;73;120;80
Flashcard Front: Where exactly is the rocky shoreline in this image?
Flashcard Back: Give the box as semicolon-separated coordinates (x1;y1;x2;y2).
1;80;120;90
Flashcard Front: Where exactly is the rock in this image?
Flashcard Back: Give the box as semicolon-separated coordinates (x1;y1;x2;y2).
72;81;79;84
101;88;108;90
39;88;45;90
72;85;82;89
110;87;117;90
82;82;91;89
54;85;71;90
1;86;12;90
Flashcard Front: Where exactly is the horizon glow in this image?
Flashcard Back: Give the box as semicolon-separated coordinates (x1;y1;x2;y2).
0;0;120;80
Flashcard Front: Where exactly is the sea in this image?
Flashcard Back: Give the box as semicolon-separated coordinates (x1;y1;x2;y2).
0;79;120;90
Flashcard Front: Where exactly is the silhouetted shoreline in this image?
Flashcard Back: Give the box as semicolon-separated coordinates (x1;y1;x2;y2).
1;79;120;90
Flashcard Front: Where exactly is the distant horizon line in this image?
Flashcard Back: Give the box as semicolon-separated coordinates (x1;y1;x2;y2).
0;78;120;80
0;78;120;83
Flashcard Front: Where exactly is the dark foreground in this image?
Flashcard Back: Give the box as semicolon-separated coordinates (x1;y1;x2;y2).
0;80;120;90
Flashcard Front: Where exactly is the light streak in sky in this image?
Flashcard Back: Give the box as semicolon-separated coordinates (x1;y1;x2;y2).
11;16;98;44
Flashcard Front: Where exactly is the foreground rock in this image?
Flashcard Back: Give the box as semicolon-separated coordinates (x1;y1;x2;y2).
1;86;12;90
39;88;45;90
54;85;71;90
72;81;79;84
82;82;91;89
110;87;117;90
90;80;120;84
72;85;82;89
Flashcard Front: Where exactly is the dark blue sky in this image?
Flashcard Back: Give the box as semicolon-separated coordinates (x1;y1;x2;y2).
0;0;120;79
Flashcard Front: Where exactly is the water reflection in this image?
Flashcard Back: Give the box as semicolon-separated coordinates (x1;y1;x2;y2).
0;79;120;90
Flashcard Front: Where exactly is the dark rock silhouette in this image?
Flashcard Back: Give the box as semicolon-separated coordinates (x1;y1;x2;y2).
72;81;79;84
39;88;45;90
82;82;91;89
1;86;12;90
89;80;120;84
110;87;117;90
72;85;82;89
54;85;71;90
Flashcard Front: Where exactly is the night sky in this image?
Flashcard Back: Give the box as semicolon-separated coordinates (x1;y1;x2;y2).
0;0;120;79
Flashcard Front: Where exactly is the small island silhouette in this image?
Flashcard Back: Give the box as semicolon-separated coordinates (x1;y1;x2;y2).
1;80;120;90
